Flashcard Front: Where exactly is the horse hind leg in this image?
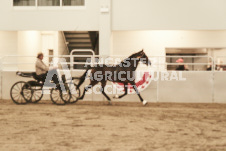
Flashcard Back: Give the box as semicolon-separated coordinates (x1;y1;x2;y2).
113;83;128;99
100;81;111;104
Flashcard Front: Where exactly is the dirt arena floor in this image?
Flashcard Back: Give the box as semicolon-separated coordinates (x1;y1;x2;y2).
1;100;226;151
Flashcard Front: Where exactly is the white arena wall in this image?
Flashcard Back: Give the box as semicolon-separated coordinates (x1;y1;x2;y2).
0;0;100;31
1;0;226;31
0;31;18;56
112;0;226;30
1;70;157;102
1;0;226;57
111;30;226;56
2;30;226;59
0;31;67;69
1;70;226;103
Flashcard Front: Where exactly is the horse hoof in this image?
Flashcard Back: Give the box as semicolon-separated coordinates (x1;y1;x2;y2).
143;100;148;106
113;95;119;99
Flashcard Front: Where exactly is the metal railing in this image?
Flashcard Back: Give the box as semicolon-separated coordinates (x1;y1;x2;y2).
0;54;215;72
214;56;226;71
0;53;225;102
0;57;2;99
162;55;213;71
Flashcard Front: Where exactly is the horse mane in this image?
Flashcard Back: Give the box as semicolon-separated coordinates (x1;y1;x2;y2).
121;52;139;62
114;51;140;68
128;52;139;58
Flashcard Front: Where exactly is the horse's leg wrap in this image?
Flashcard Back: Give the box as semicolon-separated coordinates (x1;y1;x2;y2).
114;83;128;99
100;87;111;101
131;81;147;105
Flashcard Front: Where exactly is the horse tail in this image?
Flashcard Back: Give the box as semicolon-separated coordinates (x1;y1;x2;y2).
77;65;91;89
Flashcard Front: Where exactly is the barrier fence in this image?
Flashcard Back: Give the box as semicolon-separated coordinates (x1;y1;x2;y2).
0;50;225;103
0;57;2;99
0;49;215;72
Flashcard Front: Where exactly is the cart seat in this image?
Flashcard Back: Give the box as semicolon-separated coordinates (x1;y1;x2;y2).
32;72;44;83
16;71;43;83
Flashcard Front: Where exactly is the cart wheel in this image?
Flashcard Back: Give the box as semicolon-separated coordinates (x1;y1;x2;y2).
67;84;81;104
50;88;67;105
10;81;30;105
30;86;43;103
61;89;72;103
22;82;33;103
60;83;73;103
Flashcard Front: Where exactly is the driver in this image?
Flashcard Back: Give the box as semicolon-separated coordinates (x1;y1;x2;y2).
35;52;59;85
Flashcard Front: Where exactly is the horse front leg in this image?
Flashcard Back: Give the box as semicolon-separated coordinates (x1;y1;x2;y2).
78;80;98;100
78;85;91;100
130;81;147;106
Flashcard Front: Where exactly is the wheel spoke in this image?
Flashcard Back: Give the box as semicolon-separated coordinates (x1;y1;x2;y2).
10;82;28;104
13;94;20;100
18;95;22;103
50;89;66;105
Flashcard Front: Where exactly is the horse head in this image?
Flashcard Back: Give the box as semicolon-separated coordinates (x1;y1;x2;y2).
135;49;151;66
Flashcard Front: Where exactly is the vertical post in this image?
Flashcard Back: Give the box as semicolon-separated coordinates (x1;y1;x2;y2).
99;0;111;101
212;56;215;103
60;0;62;7
70;54;73;72
0;57;3;99
156;56;159;102
99;0;111;56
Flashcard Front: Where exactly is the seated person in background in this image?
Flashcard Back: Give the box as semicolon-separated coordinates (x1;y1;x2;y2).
216;61;223;71
175;57;189;71
207;60;212;71
35;52;59;85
